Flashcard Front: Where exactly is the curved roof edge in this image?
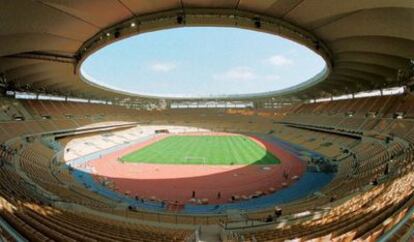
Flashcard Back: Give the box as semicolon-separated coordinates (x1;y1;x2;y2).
76;8;333;101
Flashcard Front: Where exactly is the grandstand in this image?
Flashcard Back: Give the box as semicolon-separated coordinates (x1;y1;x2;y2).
0;1;413;242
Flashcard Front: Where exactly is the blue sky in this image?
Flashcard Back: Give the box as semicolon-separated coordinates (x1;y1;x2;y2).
81;27;325;97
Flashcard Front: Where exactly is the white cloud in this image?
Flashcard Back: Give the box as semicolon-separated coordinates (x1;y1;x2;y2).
213;67;256;81
267;55;294;66
149;62;177;72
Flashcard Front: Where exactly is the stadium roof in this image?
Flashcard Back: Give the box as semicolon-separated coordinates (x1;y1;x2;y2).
0;1;413;103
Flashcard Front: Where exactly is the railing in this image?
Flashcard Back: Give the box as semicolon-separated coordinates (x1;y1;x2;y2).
221;230;246;242
378;192;414;241
0;215;28;242
185;226;201;242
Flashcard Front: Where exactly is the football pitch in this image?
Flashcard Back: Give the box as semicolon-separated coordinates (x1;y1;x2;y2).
120;135;280;165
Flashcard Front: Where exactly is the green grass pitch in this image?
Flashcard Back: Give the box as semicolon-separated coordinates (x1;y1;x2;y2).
121;135;280;165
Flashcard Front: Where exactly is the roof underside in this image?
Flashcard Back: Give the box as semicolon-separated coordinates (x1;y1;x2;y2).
0;0;413;103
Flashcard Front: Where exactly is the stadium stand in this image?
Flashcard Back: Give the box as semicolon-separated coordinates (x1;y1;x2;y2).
0;1;413;241
0;94;412;241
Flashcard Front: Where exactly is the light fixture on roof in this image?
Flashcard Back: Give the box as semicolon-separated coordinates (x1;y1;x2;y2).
314;40;320;50
130;22;136;28
177;15;184;24
253;17;261;29
105;32;111;37
0;73;7;88
114;30;121;38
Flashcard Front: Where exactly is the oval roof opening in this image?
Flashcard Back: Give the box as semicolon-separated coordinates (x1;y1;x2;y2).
80;27;326;99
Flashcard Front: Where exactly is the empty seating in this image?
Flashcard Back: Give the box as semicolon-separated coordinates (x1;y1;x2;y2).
0;94;413;241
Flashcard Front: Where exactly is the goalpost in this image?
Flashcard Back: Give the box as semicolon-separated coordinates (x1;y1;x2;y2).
184;156;207;165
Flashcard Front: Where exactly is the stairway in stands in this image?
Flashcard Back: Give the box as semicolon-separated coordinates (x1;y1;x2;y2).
199;225;221;242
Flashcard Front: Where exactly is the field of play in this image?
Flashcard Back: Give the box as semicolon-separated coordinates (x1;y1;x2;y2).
121;135;280;165
86;133;306;204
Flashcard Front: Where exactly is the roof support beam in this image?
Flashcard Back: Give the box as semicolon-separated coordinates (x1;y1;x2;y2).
5;52;77;64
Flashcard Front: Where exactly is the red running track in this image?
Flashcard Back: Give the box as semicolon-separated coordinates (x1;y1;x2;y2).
86;133;305;205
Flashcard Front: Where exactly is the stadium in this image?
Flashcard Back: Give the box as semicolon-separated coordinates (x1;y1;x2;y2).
0;1;413;242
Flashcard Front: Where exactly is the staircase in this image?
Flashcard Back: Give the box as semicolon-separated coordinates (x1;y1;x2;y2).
198;225;222;242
